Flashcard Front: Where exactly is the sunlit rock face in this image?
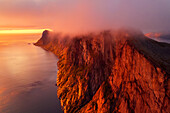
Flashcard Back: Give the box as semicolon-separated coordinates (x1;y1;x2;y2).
35;30;170;113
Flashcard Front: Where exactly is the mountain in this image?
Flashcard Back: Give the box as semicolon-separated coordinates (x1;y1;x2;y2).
35;29;170;113
145;32;170;43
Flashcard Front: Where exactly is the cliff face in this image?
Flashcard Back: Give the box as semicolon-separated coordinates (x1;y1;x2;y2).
35;30;170;113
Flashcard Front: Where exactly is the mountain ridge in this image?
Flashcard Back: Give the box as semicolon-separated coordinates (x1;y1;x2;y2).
35;30;170;113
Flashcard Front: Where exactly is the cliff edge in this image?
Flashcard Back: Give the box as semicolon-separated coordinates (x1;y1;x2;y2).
35;30;170;113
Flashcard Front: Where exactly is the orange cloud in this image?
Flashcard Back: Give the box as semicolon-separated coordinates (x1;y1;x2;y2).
0;0;170;33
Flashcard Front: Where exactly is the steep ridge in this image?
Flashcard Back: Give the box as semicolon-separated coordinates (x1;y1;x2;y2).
35;30;170;113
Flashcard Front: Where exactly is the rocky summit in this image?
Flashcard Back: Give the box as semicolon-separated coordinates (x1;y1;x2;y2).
35;29;170;113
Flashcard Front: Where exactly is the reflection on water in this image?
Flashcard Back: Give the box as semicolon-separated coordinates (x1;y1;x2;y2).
0;34;63;113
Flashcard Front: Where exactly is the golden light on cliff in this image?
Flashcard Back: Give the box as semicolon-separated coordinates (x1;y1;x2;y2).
0;29;52;34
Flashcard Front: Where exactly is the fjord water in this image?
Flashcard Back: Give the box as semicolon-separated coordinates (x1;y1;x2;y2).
0;34;63;113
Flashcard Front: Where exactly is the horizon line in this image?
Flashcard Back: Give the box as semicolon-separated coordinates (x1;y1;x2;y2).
0;29;52;34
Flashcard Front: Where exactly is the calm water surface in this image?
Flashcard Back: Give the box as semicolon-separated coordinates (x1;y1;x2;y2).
0;34;63;113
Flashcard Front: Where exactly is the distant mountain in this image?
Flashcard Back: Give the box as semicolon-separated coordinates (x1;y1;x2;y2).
35;30;170;113
145;32;170;43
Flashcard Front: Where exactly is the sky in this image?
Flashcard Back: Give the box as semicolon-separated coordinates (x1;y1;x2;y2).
0;0;170;33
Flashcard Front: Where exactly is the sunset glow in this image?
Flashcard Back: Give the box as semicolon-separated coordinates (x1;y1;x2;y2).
0;0;170;33
0;29;52;34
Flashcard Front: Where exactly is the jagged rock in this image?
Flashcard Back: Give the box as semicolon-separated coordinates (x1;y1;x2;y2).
35;29;170;113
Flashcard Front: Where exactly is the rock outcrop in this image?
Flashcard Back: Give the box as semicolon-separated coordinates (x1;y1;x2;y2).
35;29;170;113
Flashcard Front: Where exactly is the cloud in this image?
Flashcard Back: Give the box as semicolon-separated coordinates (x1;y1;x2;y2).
0;0;170;33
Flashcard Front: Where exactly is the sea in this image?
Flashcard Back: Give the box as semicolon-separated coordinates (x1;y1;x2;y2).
0;34;63;113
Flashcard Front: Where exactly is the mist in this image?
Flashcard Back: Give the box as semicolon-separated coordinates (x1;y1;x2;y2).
0;0;170;33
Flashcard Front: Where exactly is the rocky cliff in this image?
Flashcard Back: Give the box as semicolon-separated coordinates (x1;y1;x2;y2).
35;30;170;113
